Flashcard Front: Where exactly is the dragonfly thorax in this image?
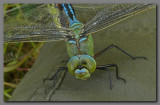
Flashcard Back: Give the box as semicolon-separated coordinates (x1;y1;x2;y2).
70;22;84;40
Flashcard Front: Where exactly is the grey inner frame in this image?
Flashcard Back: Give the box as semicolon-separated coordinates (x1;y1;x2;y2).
8;4;156;101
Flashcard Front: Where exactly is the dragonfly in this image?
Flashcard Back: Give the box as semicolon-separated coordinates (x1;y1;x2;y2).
4;3;155;89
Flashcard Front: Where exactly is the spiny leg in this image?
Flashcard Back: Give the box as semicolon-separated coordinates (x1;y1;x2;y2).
43;67;67;93
94;44;147;60
105;68;112;89
106;64;126;83
96;64;126;89
43;67;67;82
96;66;112;89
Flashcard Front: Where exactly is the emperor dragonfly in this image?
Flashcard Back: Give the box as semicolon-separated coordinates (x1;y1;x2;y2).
4;3;155;89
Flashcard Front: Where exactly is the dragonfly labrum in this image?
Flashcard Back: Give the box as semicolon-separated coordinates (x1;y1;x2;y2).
4;3;155;89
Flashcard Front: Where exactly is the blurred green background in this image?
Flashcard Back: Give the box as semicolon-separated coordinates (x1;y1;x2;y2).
4;4;44;101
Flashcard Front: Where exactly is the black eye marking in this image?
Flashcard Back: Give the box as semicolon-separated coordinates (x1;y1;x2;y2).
82;61;87;65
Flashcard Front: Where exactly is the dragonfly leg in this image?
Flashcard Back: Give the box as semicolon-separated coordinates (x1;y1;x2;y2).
43;67;67;93
43;67;67;82
105;68;112;89
94;44;147;60
96;64;126;89
106;64;126;83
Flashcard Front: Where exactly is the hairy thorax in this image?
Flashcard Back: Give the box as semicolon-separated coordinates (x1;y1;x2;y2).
66;35;94;57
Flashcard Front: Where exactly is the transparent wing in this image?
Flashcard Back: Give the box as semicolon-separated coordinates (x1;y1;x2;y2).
83;4;156;35
4;4;71;43
72;4;108;24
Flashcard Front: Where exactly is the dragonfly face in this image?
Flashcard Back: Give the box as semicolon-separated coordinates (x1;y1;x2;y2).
67;55;96;80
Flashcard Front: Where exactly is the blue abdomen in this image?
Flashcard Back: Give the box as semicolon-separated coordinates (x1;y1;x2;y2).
62;4;80;27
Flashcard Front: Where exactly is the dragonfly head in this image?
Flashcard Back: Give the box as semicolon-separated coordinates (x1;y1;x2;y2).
67;55;96;80
74;68;90;80
70;22;84;40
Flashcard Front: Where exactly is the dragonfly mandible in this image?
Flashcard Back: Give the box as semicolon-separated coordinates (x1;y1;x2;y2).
4;3;155;89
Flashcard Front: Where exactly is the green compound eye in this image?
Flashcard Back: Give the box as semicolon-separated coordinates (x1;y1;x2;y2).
67;55;96;80
67;56;79;74
80;55;96;73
